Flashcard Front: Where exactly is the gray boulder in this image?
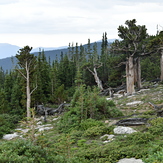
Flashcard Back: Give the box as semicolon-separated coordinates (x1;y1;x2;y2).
117;158;144;163
3;133;19;140
126;101;143;106
114;126;136;134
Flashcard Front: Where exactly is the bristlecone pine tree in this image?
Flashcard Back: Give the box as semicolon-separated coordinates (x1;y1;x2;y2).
111;19;150;94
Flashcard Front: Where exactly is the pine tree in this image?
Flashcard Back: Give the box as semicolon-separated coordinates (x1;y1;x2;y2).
147;31;163;81
10;72;24;115
0;67;5;89
100;32;109;86
33;49;51;104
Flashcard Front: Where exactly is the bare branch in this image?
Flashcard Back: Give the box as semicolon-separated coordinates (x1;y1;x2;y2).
114;61;126;68
30;85;38;95
87;67;94;75
140;50;155;56
16;69;27;79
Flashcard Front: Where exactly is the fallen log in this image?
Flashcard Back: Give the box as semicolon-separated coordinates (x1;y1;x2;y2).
116;118;149;126
36;103;69;122
36;103;69;116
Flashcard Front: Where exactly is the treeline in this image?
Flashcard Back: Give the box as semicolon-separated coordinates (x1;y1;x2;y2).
0;19;162;117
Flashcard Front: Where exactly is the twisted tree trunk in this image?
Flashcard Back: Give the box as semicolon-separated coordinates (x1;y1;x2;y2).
26;64;31;118
87;66;104;91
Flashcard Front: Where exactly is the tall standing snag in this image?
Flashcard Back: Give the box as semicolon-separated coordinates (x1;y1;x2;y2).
16;46;37;118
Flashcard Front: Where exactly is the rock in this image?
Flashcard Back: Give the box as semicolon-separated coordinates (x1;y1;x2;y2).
100;134;115;143
103;140;110;143
36;124;53;132
34;118;42;121
113;94;123;98
37;121;42;125
100;134;114;140
15;128;29;133
53;117;59;121
127;95;135;98
114;126;136;134
105;120;109;123
38;126;53;132
3;133;19;140
117;158;144;163
106;97;112;100
126;101;143;106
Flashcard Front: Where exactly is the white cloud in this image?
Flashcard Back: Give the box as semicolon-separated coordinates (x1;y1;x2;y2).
0;0;19;5
0;0;163;50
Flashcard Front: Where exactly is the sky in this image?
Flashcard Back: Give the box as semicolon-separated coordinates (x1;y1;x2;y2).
0;0;163;49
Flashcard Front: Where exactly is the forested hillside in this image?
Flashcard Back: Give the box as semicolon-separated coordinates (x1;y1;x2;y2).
0;19;163;162
0;41;103;71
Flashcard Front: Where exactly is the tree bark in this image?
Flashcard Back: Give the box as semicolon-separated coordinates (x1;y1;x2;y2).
134;57;142;89
137;57;142;89
126;56;135;95
26;63;31;118
160;50;163;81
126;59;129;94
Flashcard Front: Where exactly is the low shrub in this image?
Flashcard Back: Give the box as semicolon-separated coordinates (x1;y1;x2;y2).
57;85;123;133
143;148;163;163
126;132;155;145
148;117;163;135
83;126;114;138
0;114;21;138
80;118;104;131
0;139;55;162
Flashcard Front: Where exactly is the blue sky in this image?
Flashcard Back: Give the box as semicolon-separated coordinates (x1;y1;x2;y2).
0;0;163;48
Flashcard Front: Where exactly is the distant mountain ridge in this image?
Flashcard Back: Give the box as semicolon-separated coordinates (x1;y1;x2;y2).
0;42;101;71
31;46;68;53
0;43;20;59
0;43;68;59
0;39;115;71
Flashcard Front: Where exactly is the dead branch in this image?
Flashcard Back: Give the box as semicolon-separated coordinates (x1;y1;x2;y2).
16;69;27;79
114;61;126;68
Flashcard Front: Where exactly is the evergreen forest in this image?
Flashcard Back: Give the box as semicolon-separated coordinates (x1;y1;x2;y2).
0;19;163;162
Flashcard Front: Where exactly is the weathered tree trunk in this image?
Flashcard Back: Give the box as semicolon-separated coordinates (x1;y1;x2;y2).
87;66;104;91
134;59;137;84
126;60;129;94
93;67;104;91
134;57;142;89
160;50;163;82
137;57;142;89
26;64;31;118
126;56;135;95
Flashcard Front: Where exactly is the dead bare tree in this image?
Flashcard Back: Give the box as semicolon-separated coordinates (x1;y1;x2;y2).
87;63;104;91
